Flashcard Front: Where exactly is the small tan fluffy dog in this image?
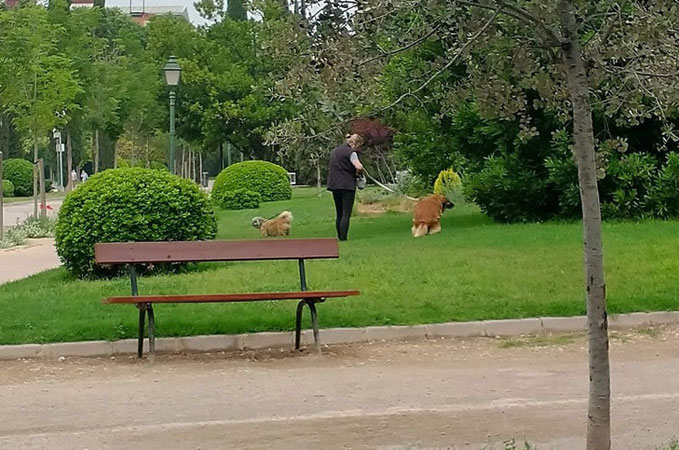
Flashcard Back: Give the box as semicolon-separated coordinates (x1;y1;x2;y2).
251;211;293;237
411;195;454;237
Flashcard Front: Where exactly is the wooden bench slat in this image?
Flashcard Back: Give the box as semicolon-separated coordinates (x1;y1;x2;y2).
103;290;360;304
95;239;339;264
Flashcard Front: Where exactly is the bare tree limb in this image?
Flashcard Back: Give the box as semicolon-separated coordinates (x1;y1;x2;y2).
358;23;443;66
456;0;562;46
583;3;623;48
379;7;502;113
632;70;679;78
303;4;502;141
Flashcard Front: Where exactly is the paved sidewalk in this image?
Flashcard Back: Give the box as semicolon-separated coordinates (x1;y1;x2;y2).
0;327;677;449
1;199;62;229
0;239;61;284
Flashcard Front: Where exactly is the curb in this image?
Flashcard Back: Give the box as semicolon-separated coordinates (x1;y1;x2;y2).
1;311;678;360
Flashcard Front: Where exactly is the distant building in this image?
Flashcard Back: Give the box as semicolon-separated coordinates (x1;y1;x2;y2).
129;5;189;26
70;0;95;9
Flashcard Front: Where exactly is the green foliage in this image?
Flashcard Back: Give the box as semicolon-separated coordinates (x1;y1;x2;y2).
3;158;33;197
150;161;169;171
600;152;658;219
212;160;292;204
147;15;296;162
218;188;261;210
55;168;217;278
474;127;679;222
0;216;55;249
465;154;558;223
0;5;81;154
0;227;26;249
395;170;430;198
433;168;462;202
2;179;14;197
19;216;56;238
227;0;247;21
116;158;137;168
641;153;679;219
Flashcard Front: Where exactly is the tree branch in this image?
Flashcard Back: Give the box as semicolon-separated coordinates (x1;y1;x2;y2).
379;6;502;112
456;0;562;46
358;22;443;66
583;3;622;48
303;5;503;141
632;70;679;79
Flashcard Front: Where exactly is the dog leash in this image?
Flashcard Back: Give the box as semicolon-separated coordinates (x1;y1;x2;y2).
308;173;419;201
361;169;419;201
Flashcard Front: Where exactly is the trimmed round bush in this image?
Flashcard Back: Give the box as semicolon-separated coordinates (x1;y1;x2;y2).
3;158;33;197
2;179;14;197
219;188;261;210
55;168;217;278
212;161;291;204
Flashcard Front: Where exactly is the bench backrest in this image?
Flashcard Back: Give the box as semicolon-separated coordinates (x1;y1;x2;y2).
94;238;339;264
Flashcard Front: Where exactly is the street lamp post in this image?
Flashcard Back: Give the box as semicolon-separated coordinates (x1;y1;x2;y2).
163;56;181;174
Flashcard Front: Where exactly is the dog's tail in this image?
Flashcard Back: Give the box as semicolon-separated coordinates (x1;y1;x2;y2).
412;223;428;238
277;211;293;222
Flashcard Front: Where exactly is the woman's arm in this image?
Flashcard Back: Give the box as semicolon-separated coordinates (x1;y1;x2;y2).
350;152;364;171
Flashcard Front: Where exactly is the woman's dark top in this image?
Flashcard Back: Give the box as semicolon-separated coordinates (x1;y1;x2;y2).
327;144;357;191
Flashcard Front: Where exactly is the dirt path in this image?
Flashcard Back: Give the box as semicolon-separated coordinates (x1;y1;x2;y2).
0;238;61;284
0;327;677;449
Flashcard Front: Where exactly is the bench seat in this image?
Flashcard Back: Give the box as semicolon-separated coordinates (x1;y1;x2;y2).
104;290;360;304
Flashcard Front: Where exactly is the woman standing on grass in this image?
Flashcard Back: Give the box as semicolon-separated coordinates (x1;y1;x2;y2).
327;133;364;241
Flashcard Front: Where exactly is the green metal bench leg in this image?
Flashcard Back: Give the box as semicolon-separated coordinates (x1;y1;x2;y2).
147;303;156;356
295;300;306;350
137;305;146;358
308;300;320;353
294;298;324;352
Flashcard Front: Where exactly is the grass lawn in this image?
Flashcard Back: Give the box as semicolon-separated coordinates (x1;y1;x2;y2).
1;187;678;345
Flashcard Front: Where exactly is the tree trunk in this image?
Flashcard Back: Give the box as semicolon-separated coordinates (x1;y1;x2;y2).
94;129;100;174
33;139;38;217
199;152;203;186
558;2;610;449
38;158;46;222
181;145;186;178
146;136;150;168
66;128;73;192
192;150;197;182
0;150;4;240
382;154;395;184
316;158;321;188
131;137;136;168
112;136;117;170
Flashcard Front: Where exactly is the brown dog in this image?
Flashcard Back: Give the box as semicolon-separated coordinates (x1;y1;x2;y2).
412;195;454;237
251;211;293;237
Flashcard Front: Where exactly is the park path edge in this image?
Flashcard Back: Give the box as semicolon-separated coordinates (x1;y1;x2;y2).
1;311;678;360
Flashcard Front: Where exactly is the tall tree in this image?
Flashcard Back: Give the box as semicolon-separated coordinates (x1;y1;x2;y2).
84;8;147;172
227;0;247;20
0;5;79;209
266;1;679;447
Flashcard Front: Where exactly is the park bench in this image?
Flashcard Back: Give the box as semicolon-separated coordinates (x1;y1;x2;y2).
94;238;359;358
